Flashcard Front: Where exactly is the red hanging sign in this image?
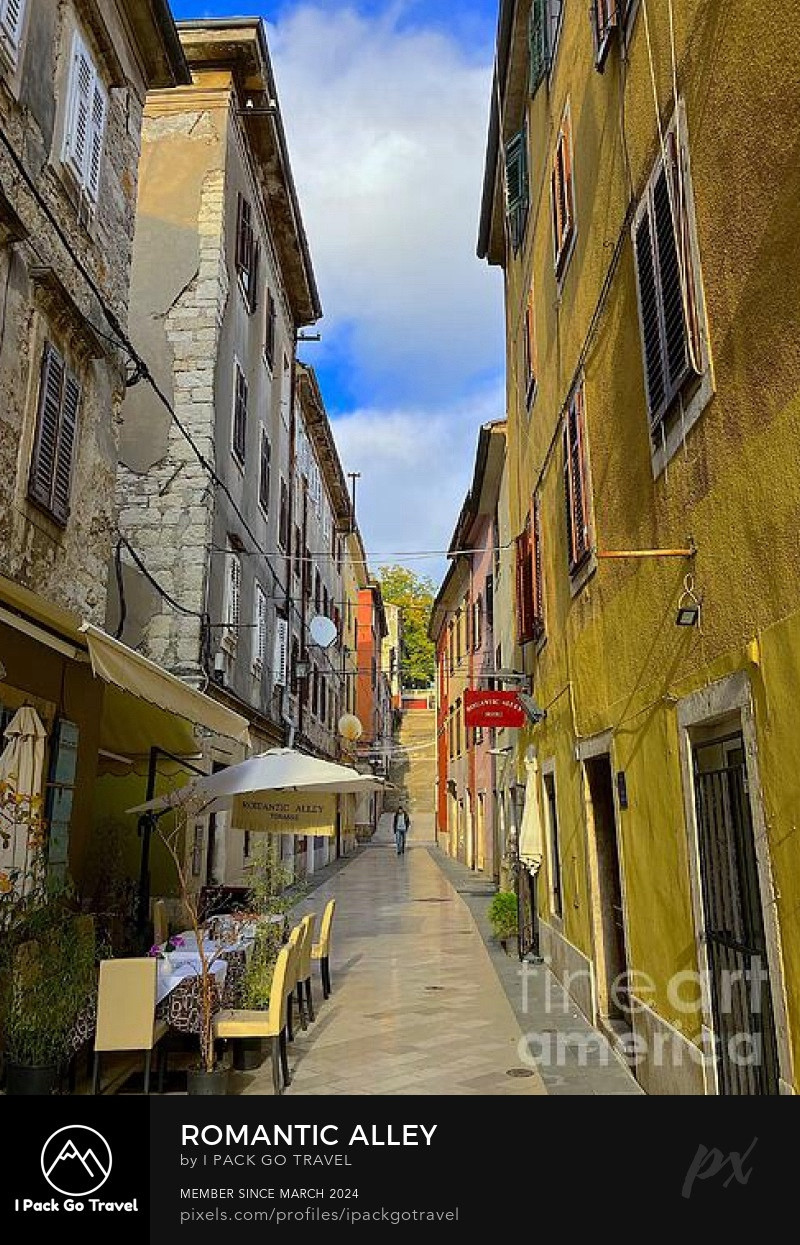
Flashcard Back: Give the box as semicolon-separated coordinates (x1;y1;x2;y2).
464;689;526;729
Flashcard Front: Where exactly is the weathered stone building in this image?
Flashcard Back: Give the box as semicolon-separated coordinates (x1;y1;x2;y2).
0;2;238;898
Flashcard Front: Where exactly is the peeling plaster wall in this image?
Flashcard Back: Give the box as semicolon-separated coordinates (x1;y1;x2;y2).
115;106;226;678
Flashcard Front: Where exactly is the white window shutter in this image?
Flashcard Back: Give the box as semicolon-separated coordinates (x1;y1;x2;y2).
226;554;241;644
86;78;107;201
64;33;94;186
273;617;288;687
252;584;267;672
0;0;26;59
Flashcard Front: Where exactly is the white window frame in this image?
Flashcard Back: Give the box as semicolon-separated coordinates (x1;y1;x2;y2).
0;0;26;69
61;29;108;205
273;615;289;688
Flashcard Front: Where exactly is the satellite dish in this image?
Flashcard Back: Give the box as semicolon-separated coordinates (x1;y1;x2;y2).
309;614;338;648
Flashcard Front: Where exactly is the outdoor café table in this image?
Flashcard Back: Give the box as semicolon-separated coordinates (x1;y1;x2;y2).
155;958;227;1034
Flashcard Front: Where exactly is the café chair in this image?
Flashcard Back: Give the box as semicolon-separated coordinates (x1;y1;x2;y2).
311;899;336;1000
284;923;303;1041
92;958;168;1095
213;943;291;1095
296;912;317;1025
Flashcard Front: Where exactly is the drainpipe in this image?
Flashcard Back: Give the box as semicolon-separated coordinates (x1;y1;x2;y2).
282;339;299;748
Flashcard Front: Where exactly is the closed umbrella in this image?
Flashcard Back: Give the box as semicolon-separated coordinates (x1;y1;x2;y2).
517;753;544;875
0;705;48;892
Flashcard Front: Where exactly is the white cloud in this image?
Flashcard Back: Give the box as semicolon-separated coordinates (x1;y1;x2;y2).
330;381;504;586
269;4;504;401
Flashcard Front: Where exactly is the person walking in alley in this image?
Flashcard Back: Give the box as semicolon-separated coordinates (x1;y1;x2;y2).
394;805;410;855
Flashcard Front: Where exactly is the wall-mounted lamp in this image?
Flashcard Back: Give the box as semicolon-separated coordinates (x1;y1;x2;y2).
676;575;702;629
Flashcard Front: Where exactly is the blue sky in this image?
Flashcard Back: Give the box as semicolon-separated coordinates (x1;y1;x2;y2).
169;2;504;585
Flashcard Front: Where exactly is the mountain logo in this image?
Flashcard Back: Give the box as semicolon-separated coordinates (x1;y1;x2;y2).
40;1126;112;1197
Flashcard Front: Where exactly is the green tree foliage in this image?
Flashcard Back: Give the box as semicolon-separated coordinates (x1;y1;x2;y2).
378;565;436;689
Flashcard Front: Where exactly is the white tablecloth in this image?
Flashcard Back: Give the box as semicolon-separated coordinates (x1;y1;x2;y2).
155;957;227;1005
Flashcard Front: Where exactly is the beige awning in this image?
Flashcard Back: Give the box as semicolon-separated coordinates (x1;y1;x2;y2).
81;624;251;749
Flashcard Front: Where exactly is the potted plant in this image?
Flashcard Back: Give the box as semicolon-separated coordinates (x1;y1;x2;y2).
156;801;232;1095
487;890;519;955
233;839;294;1071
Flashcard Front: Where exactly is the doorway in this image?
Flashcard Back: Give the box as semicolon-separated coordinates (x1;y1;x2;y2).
584;754;629;1029
692;733;780;1094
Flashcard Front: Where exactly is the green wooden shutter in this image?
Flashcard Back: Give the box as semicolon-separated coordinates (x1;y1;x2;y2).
529;0;548;93
29;343;64;510
52;371;80;524
505;129;529;252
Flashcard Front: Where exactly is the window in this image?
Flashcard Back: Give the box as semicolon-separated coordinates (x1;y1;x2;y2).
522;284;537;407
473;596;483;652
515;496;544;645
314;570;321;614
62;31;107;203
278;477;289;551
632;108;705;440
0;0;26;66
543;771;563;918
264;288;276;366
563;385;592;573
448;621;455;674
455;610;463;663
273;614;288;687
259;426;271;514
235;193;259;312
232;362;247;465
504;125;529;254
529;0;563;93
292;526;302;579
485;574;494;629
290;634;299;696
252;582;267;674
323;586;329;618
312;667;319;718
371;656;377;689
591;0;619;69
320;676;327;724
28;342;80;525
303;548;312;600
223;548;242;649
551;105;576;279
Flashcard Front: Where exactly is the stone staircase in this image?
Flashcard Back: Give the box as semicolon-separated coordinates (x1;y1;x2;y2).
386;707;437;816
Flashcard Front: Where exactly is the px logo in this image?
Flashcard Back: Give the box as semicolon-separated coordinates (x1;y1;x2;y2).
40;1126;112;1197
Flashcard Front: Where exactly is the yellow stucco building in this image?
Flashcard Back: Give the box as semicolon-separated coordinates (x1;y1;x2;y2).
479;0;800;1093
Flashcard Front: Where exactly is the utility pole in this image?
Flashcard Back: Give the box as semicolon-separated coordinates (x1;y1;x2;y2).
347;472;361;531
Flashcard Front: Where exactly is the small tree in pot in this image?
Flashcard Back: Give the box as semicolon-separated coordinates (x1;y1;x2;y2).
487;891;519;955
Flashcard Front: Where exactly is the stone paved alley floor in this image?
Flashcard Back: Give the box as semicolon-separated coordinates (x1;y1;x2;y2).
229;814;642;1097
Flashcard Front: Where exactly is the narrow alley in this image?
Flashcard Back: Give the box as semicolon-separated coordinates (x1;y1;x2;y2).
228;814;640;1097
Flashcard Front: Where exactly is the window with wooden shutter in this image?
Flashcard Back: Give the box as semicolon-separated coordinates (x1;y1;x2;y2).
531;490;544;635
0;0;26;65
563;385;592;573
259;426;271;514
633;120;703;436
62;31;107;203
28;342;80;525
504;127;529;254
522;284;537;407
591;0;618;70
290;634;300;696
485;574;494;629
224;551;242;648
264;289;277;367
473;596;483;651
232;362;247;464
252;582;267;674
273;616;288;687
235;193;259;312
515;522;535;644
278;477;289;551
529;0;563;93
551;105;576;279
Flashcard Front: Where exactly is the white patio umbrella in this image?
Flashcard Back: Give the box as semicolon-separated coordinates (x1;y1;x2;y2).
126;747;388;817
0;705;48;891
518;753;544;875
